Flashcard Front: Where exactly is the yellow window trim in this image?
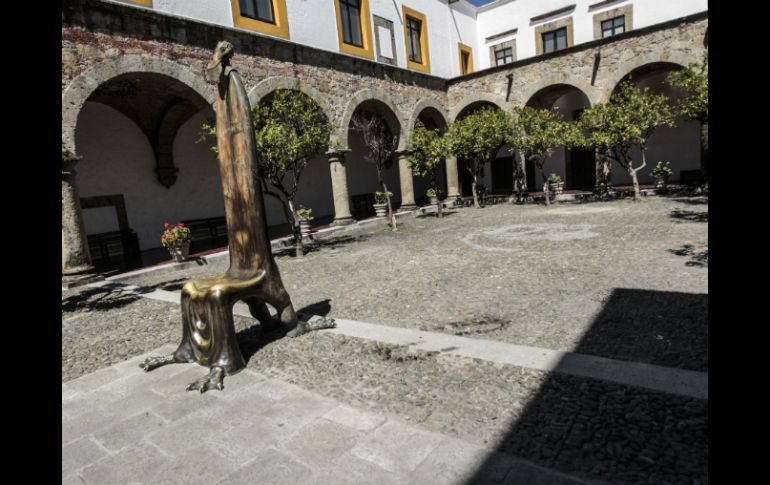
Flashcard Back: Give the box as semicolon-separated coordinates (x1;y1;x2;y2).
122;0;153;6
333;0;374;60
230;0;290;40
458;43;473;75
402;5;431;74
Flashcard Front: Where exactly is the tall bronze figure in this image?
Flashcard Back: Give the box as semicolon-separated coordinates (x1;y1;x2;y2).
140;42;316;392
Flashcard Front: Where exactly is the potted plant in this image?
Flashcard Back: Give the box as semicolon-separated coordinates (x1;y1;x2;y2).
162;222;192;262
546;173;564;196
426;186;441;205
373;191;392;217
296;204;313;238
651;161;673;189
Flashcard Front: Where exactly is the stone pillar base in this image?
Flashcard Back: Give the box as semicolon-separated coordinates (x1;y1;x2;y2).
62;268;103;289
399;204;417;212
330;217;355;227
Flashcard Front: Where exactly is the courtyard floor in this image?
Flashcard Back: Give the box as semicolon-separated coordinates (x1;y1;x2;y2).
62;195;708;484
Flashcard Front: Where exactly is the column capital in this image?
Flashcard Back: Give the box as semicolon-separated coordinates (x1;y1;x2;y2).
326;148;351;164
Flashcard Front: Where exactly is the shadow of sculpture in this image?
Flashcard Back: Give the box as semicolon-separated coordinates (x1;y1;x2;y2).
61;279;187;313
669;244;709;268
670;209;708;223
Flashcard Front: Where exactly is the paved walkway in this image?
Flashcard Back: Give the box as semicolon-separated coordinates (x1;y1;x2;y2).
62;345;588;485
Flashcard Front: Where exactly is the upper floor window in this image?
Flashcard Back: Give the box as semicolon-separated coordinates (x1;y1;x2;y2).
239;0;275;24
407;17;422;63
601;16;625;38
495;47;513;66
334;0;374;59
542;27;567;54
458;43;473;75
339;0;363;47
231;0;289;39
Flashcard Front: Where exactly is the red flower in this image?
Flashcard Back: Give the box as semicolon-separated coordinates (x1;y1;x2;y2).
178;222;185;227
164;223;170;228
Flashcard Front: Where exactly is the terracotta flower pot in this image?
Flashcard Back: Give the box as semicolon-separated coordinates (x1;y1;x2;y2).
429;196;439;205
169;240;190;262
299;218;313;237
373;203;388;217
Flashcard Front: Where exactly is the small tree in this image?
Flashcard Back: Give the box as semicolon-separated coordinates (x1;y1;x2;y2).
445;107;510;208
509;106;583;206
351;111;399;231
407;120;447;217
580;82;674;201
204;90;331;257
667;53;708;182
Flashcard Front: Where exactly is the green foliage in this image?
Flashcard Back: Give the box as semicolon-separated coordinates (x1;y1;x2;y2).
161;222;191;248
252;90;332;184
510;106;583;165
546;173;562;184
296;204;313;220
579;81;674;168
650;161;673;178
667;53;708;121
445;107;511;166
374;191;393;204
407;120;446;179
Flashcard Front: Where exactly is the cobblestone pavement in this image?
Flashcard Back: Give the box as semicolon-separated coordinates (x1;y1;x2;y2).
62;195;708;484
119;195;708;371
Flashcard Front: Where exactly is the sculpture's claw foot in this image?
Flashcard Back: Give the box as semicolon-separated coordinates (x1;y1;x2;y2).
186;366;225;393
287;316;336;337
139;354;175;372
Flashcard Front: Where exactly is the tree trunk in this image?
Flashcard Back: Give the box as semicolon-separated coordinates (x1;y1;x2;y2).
513;151;527;201
381;180;397;231
471;179;479;208
433;174;443;218
540;168;550;206
286;199;304;257
629;168;641;201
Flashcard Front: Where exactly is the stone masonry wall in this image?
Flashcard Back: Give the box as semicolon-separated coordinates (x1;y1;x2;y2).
446;13;708;119
62;0;448;153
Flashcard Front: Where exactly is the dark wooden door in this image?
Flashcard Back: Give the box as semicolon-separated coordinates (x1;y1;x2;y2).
491;156;513;193
568;148;596;190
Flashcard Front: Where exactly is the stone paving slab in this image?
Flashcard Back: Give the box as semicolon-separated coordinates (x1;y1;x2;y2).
62;345;590;485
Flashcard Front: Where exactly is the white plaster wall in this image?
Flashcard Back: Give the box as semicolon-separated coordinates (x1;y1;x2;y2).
475;0;707;69
448;2;479;77
153;0;234;26
293;154;336;219
285;0;340;53
76;103;226;251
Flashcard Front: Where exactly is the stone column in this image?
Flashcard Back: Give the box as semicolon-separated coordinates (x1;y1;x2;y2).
445;155;461;200
62;155;103;288
594;148;613;197
326;149;354;225
395;151;416;211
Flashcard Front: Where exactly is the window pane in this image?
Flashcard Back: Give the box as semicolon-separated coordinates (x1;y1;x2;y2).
349;10;362;46
240;0;275;23
556;28;567;50
340;0;363;47
543;32;554;53
408;18;422;63
256;0;274;23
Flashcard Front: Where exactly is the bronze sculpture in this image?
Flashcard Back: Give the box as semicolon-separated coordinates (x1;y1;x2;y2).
140;42;332;392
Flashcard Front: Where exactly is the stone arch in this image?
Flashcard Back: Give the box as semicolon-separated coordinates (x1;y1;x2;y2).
600;51;696;103
518;75;599;109
405;98;449;146
524;83;593;114
62;55;216;153
338;88;407;150
449;93;506;121
247;76;335;125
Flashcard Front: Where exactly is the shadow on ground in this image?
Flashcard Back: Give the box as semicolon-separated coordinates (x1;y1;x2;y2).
236;299;333;363
61;279;188;313
464;288;708;484
670;209;708;223
669;245;709;268
274;235;372;258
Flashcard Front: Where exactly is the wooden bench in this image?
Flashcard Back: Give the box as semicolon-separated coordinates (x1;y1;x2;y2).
87;229;141;268
182;216;227;252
